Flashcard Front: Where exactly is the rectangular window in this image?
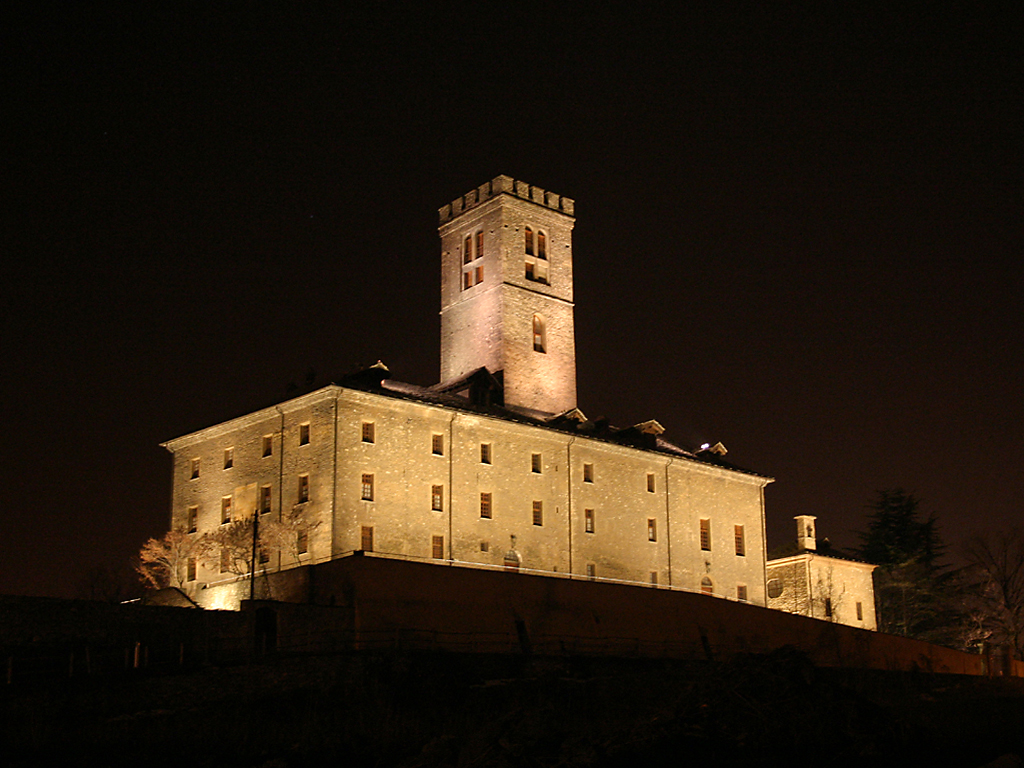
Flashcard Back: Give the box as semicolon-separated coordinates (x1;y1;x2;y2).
480;443;491;464
463;270;471;290
362;421;375;443
432;535;444;560
825;597;833;618
190;458;200;479
531;453;542;473
476;231;484;260
737;584;748;602
299;422;310;446
187;557;196;582
220;548;230;573
297;529;308;555
475;265;483;284
431;485;443;512
583;463;594;483
586;563;595;580
480;540;489;552
361;526;374;552
734;525;745;556
651;572;658;586
646;473;655;493
260;485;272;514
361;474;374;501
537;231;547;259
480;492;492;519
525;261;535;281
259;548;270;565
431;433;443;455
223;447;233;469
221;496;232;525
700;518;711;551
532;500;543;526
647;518;657;542
585;508;595;534
464;234;473;264
298;474;310;503
262;435;273;458
856;601;863;621
187;505;198;533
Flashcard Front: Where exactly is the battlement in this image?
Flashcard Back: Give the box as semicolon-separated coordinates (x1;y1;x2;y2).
439;175;574;224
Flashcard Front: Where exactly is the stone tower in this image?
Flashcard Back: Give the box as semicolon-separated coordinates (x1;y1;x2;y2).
438;176;577;415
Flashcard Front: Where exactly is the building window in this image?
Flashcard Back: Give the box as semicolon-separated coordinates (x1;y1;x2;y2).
767;579;783;599
586;563;595;580
480;443;492;464
475;265;483;284
432;535;444;560
220;548;231;573
431;433;443;455
531;453;542;473
463;271;471;290
651;572;658;586
737;584;748;602
297;529;308;555
585;508;595;534
856;601;863;621
260;485;272;514
464;234;473;264
262;435;273;458
647;518;657;542
221;496;232;525
361;474;374;501
187;557;196;582
537;230;547;259
480;540;489;552
646;473;655;493
362;422;375;443
734;525;745;556
187;505;198;533
532;314;546;353
525;226;534;256
480;492;492;519
299;423;310;446
298;474;310;504
532;500;543;526
361;526;374;552
476;231;484;260
701;577;713;595
525;261;535;281
190;458;200;479
431;485;443;512
258;548;270;565
825;597;833;618
700;519;711;551
583;463;594;483
223;447;233;469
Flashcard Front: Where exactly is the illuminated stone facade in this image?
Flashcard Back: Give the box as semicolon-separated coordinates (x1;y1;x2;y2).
766;516;877;630
162;177;773;610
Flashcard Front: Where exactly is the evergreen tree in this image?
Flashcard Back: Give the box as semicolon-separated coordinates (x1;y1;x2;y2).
857;489;947;639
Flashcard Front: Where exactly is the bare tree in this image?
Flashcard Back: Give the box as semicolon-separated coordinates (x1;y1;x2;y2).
264;505;321;565
136;528;204;590
812;564;847;622
960;529;1024;660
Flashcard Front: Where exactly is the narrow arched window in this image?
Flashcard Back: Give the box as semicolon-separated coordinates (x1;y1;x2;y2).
532;314;546;353
537;231;546;260
525;227;534;256
464;235;472;265
476;231;484;260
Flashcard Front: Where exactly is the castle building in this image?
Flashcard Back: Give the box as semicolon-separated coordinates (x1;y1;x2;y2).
162;176;773;611
766;516;878;630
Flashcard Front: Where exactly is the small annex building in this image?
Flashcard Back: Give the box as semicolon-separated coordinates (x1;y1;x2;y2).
161;176;774;611
766;515;877;630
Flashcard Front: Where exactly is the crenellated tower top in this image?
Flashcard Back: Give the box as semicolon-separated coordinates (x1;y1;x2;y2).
439;175;574;225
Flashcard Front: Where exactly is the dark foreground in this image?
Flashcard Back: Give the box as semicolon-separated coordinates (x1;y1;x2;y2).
3;649;1023;767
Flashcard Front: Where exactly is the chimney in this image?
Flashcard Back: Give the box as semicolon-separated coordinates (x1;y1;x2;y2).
795;515;817;551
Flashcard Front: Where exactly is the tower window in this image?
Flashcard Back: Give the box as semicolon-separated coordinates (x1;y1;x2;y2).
646;473;655;493
525;226;534;255
480;492;492;519
463;271;471;290
475;265;483;284
187;505;198;533
262;435;273;457
476;231;484;260
583;463;594;483
361;474;374;501
537;231;547;259
464;234;472;264
223;447;233;469
532;500;543;526
585;508;595;533
532;315;546;353
298;474;310;504
432;535;444;560
221;496;232;525
260;485;272;514
734;525;745;556
431;485;443;512
190;458;200;479
647;518;657;542
432;433;443;455
299;423;310;446
531;453;542;473
362;422;375;443
480;443;492;464
700;518;711;551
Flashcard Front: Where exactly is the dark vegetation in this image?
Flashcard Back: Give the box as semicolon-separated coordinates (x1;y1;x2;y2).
4;648;1024;767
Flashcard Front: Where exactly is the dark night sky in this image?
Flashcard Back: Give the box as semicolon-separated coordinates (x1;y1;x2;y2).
2;4;1021;598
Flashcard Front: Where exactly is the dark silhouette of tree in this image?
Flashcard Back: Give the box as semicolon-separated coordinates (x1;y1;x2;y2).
857;489;947;639
958;529;1024;660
